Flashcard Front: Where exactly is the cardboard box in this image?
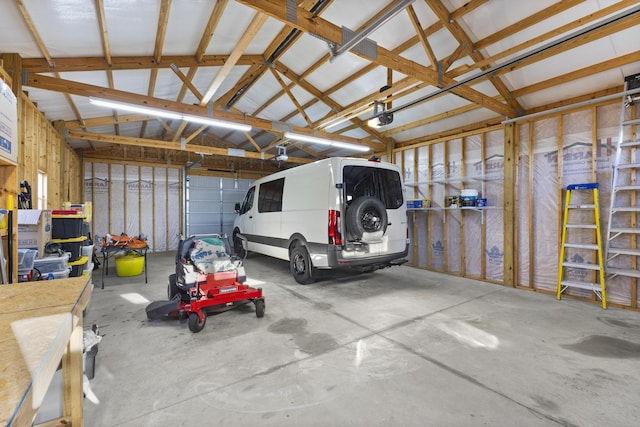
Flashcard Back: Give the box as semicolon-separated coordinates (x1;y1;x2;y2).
17;209;52;256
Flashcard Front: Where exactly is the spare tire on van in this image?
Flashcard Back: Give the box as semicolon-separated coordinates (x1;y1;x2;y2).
346;196;388;241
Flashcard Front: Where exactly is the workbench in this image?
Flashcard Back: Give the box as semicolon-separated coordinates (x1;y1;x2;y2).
0;275;92;427
99;245;148;289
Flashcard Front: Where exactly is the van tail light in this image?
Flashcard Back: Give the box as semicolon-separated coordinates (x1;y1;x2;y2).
328;210;342;245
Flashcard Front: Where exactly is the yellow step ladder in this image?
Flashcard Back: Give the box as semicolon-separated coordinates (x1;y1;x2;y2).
557;183;606;309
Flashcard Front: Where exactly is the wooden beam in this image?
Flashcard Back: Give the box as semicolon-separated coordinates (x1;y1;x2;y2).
194;0;228;62
406;5;437;68
503;122;516;287
512;50;640;98
31;74;376;148
15;0;54;67
475;0;586;51
236;0;514;117
200;12;268;105
270;68;314;127
68;131;313;164
66;113;150;129
22;54;262;73
447;0;637;78
153;0;172;63
426;0;523;112
170;65;203;101
94;0;112;65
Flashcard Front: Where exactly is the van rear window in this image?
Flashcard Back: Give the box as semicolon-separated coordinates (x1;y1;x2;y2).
344;166;403;209
258;177;285;212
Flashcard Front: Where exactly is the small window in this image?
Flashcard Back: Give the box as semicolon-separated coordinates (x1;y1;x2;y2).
240;186;255;214
344;166;403;209
258;178;285;213
37;171;48;210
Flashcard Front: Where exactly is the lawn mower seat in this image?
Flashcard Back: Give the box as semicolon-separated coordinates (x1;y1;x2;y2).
189;237;236;274
175;235;246;291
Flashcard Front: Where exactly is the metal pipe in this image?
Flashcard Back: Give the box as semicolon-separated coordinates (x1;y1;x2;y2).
381;4;640;118
501;87;640;124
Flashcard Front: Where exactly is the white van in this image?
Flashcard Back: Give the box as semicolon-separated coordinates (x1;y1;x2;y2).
233;157;408;284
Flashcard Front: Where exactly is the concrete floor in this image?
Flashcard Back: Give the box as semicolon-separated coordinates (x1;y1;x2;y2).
82;251;640;427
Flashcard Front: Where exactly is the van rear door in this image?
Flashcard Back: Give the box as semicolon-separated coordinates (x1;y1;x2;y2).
342;162;406;257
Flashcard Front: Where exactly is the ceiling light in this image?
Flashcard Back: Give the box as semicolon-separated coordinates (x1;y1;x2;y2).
89;97;251;131
284;132;370;152
182;115;251;132
90;98;182;120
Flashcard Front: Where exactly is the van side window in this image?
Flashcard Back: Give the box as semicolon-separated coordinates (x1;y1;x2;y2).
258;178;285;213
240;186;255;214
344;166;403;209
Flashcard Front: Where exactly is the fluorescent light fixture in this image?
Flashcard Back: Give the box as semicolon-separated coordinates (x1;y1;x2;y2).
90;98;182;120
182;115;251;132
89;97;251;131
284;132;370;152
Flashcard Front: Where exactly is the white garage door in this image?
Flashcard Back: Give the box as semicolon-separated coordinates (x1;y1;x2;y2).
186;175;252;238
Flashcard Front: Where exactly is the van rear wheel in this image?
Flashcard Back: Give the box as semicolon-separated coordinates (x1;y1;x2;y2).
290;245;315;285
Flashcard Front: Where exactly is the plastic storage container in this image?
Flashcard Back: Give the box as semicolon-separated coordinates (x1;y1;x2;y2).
42;268;72;280
460;189;479;207
51;213;85;239
18;248;38;272
115;253;144;277
52;236;87;261
69;256;89;277
33;252;70;274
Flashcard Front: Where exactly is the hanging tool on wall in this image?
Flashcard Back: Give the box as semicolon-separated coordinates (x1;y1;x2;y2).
18;180;32;209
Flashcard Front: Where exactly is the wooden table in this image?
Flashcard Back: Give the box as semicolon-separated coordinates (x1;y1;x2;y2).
0;275;92;427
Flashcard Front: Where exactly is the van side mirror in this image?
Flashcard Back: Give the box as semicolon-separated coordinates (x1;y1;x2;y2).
235;202;241;213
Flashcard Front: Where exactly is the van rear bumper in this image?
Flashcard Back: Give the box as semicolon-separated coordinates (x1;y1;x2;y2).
308;242;409;269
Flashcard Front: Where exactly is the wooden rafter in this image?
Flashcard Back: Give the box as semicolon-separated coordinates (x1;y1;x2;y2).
200;12;268;105
29;74;376;149
406;5;437;68
447;0;637;79
426;0;523;113
217;0;333;110
154;0;172;63
94;0;112;65
194;0;229;62
236;0;514;117
270;68;314;128
15;0;54;67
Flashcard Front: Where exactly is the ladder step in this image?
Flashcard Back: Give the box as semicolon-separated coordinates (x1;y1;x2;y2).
613;185;640;192
566;224;596;229
606;267;640;279
609;227;640;234
560;280;603;292
611;207;640;212
616;163;640;170
607;247;640;257
568;204;595;209
622;119;640;126
562;262;601;270
564;243;599;250
620;140;640;148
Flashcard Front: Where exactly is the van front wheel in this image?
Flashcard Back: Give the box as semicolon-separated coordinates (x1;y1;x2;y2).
233;231;246;258
290;246;315;285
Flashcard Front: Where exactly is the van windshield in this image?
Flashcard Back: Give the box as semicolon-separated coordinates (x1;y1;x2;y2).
344;166;404;209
